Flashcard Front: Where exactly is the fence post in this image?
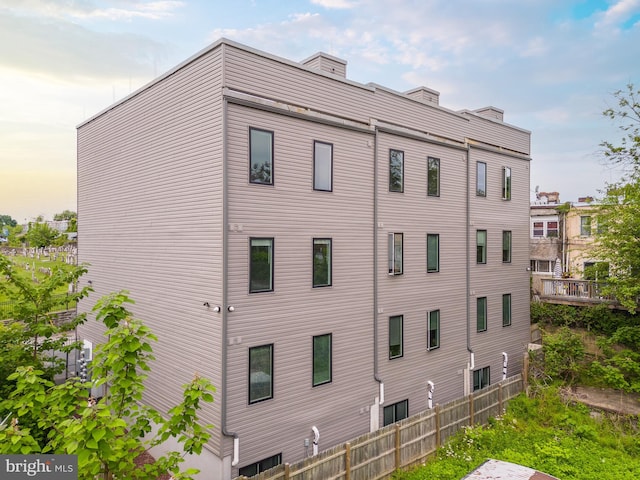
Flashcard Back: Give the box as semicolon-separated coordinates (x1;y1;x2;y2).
498;383;503;413
469;394;474;426
345;442;351;480
284;463;290;480
395;423;401;470
523;352;529;389
435;404;441;448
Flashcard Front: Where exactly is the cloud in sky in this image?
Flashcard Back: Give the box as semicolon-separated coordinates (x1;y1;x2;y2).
1;0;639;221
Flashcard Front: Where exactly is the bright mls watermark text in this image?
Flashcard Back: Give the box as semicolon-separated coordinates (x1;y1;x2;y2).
1;455;77;479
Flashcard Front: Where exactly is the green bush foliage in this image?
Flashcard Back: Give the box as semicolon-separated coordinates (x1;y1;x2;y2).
394;388;640;480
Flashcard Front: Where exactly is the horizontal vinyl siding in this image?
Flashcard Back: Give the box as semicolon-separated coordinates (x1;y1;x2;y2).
225;104;376;471
468;146;531;383
77;47;224;453
377;132;469;412
223;45;530;156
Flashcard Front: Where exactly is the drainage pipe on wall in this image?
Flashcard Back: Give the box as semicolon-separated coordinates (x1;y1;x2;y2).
466;143;475;387
502;352;508;380
427;381;435;409
311;426;320;456
221;97;239;468
373;125;384;406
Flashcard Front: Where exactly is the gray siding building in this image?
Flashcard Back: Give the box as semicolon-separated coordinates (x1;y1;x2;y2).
77;39;531;479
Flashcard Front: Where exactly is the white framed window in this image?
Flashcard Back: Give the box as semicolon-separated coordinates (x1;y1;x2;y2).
473;366;490;391
476;162;487;196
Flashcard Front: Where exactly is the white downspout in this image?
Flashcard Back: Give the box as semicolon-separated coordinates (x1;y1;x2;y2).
379;382;384;406
311;426;320;456
427;381;435;409
502;352;508;381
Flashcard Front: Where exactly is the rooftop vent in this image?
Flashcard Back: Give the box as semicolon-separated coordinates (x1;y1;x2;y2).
473;106;504;122
301;52;347;78
404;86;440;105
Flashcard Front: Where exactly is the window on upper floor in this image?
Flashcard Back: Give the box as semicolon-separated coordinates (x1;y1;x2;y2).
314;141;333;191
249;344;273;404
477;296;487;332
476;230;487;264
427;156;440;197
249;127;273;185
427;233;439;273
502;293;512;327
473;366;490;391
250;238;274;293
239;453;282;477
389;149;404;193
502;167;511;200
427;310;440;350
580;216;592;236
502;230;512;263
313;333;332;387
388;233;403;275
383;399;408;426
532;221;544;237
476;162;487;197
313;238;332;287
389;315;403;359
547;221;558;237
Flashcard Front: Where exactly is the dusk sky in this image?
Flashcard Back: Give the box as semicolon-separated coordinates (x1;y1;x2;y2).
1;0;639;222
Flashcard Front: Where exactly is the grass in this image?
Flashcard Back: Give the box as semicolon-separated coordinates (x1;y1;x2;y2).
393;387;640;480
0;254;74;302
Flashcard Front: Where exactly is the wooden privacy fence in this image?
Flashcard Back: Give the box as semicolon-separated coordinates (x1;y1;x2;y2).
237;375;523;480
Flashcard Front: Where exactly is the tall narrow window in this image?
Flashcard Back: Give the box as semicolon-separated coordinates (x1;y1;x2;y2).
427;310;440;350
476;162;487;196
250;238;273;293
477;297;487;332
502;166;511;200
427;156;440;197
389;149;404;192
502;294;512;327
249;344;273;404
473;366;490;391
476;230;487;264
389;315;403;359
427;233;439;273
314;141;333;191
312;334;332;386
313;238;332;287
383;400;408;426
249;128;273;184
388;233;403;275
502;230;512;263
580;216;592;236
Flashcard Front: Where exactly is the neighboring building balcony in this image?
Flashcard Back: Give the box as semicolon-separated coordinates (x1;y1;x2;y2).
540;278;616;305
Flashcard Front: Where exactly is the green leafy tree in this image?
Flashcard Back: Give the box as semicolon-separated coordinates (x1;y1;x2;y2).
53;210;77;222
6;224;24;247
0;255;91;389
595;83;640;312
0;291;215;480
0;215;17;236
26;221;61;248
